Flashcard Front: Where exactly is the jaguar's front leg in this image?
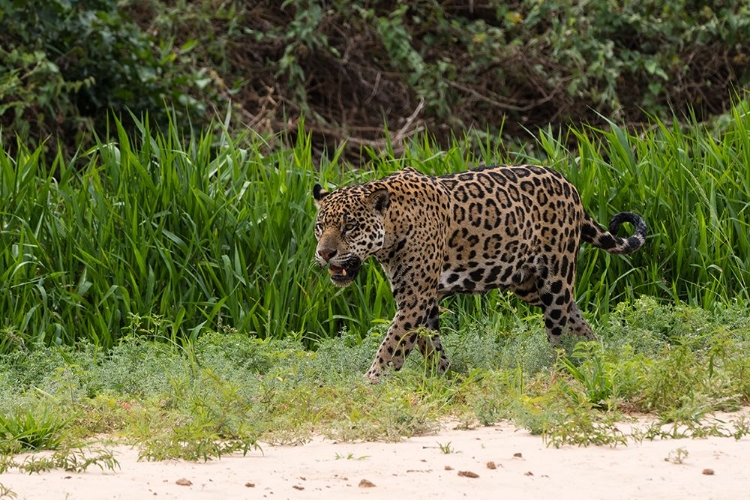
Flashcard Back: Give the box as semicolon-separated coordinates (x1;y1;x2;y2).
365;293;441;383
366;310;420;383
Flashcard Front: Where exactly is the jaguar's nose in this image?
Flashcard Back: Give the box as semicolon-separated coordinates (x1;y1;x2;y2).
318;248;337;262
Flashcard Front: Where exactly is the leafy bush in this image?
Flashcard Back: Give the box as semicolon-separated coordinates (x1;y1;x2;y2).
0;0;206;156
5;1;747;161
123;0;750;155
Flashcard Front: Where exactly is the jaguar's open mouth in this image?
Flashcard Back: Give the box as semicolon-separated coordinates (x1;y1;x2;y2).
327;263;360;286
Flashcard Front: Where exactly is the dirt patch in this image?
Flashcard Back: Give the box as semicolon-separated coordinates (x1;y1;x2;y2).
1;418;748;499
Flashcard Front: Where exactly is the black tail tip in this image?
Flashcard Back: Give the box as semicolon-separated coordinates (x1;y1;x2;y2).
609;212;647;238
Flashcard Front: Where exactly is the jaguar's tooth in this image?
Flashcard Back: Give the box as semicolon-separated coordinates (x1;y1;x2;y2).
341;269;347;276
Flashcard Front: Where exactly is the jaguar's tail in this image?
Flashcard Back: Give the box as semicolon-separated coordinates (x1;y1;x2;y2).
581;212;647;254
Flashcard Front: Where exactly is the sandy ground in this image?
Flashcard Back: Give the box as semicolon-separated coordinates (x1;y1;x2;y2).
2;419;749;500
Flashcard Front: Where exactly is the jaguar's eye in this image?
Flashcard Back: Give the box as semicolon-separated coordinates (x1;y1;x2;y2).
343;222;357;233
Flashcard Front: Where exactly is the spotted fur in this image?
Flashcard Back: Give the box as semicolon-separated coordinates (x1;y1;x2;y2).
313;165;647;383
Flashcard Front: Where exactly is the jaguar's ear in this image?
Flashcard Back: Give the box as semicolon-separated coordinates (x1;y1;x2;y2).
313;184;329;204
368;187;390;215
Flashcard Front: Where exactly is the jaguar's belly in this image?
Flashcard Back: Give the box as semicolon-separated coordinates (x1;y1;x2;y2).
437;257;532;295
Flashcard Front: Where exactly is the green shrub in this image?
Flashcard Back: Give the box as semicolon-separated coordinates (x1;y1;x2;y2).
0;0;206;156
3;0;750;160
122;0;750;154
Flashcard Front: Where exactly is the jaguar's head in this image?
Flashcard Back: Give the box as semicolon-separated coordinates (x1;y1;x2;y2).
312;182;390;286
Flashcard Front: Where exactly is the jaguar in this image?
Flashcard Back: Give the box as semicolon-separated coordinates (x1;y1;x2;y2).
313;165;646;383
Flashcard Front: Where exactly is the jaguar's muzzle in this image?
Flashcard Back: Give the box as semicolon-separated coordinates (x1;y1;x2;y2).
327;257;362;286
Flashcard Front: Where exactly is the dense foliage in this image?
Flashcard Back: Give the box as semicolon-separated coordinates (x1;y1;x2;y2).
0;0;207;156
2;0;750;158
2;102;749;352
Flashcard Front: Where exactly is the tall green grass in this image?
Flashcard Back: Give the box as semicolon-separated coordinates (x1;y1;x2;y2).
566;110;750;309
1;105;749;352
0;119;392;350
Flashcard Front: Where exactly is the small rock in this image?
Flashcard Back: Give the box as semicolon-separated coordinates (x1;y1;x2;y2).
524;471;534;476
245;482;256;488
486;461;497;470
175;478;192;486
359;479;376;488
702;469;715;476
458;470;479;478
293;485;304;490
444;465;454;471
513;452;523;458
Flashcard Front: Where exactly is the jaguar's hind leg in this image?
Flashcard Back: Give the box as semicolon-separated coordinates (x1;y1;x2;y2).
515;254;596;345
511;274;543;307
537;278;596;345
565;300;596;340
